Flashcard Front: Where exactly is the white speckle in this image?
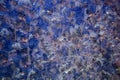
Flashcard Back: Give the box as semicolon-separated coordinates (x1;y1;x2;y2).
83;41;88;45
58;36;64;41
75;24;79;29
61;7;67;14
99;31;105;35
12;42;21;50
70;27;76;34
0;28;9;36
117;43;120;49
90;31;97;38
75;1;80;7
18;0;30;4
29;34;33;39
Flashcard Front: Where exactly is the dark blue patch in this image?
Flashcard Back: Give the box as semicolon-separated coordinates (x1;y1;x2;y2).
0;50;8;61
62;46;68;56
103;53;111;60
8;10;18;18
21;57;27;64
80;0;91;3
37;17;49;31
70;1;75;7
50;62;57;68
3;39;13;51
102;61;114;74
57;0;64;3
0;12;7;16
72;7;84;25
65;22;74;28
43;53;48;60
1;22;9;28
43;62;51;71
16;30;26;38
0;65;13;78
101;5;111;14
73;73;81;79
87;4;96;14
4;0;11;9
25;15;31;24
29;37;39;49
44;0;54;11
21;42;28;49
101;40;107;48
13;55;21;67
52;28;62;39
